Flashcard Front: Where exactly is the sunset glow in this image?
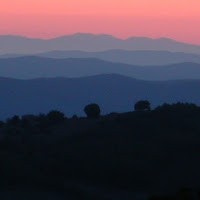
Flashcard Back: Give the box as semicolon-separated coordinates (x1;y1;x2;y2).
1;0;200;44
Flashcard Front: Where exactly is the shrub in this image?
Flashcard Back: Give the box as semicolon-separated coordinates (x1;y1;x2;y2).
134;100;151;111
84;104;101;119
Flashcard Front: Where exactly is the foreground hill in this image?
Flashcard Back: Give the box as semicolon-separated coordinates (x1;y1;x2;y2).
0;74;200;119
2;50;200;66
0;103;200;199
1;33;200;54
1;56;200;80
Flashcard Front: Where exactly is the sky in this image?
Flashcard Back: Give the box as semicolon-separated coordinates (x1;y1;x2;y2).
1;0;200;44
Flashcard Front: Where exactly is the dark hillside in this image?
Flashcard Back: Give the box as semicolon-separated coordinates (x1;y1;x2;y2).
0;103;200;199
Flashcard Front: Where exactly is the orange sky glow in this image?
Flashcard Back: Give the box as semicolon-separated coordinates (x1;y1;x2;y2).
1;0;200;44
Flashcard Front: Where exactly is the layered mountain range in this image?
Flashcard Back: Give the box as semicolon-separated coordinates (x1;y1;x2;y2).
1;33;200;119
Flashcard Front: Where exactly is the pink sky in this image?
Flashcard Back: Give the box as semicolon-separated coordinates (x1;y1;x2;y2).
1;0;200;44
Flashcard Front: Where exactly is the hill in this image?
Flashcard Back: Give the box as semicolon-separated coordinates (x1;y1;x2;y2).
1;57;200;80
1;103;200;198
2;50;200;66
36;50;200;66
1;33;200;54
0;74;200;119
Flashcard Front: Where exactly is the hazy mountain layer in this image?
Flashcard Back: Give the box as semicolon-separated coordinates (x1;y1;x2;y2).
1;33;200;54
1;56;200;80
0;74;200;119
2;50;200;66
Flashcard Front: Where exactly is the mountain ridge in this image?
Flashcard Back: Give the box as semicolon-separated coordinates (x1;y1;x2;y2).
1;33;200;54
2;49;200;66
1;56;200;80
0;73;200;119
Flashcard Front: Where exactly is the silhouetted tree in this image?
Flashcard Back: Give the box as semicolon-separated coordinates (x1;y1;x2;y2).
84;104;101;118
21;115;38;128
47;110;66;123
72;115;78;120
155;102;199;112
134;100;151;111
7;115;20;126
